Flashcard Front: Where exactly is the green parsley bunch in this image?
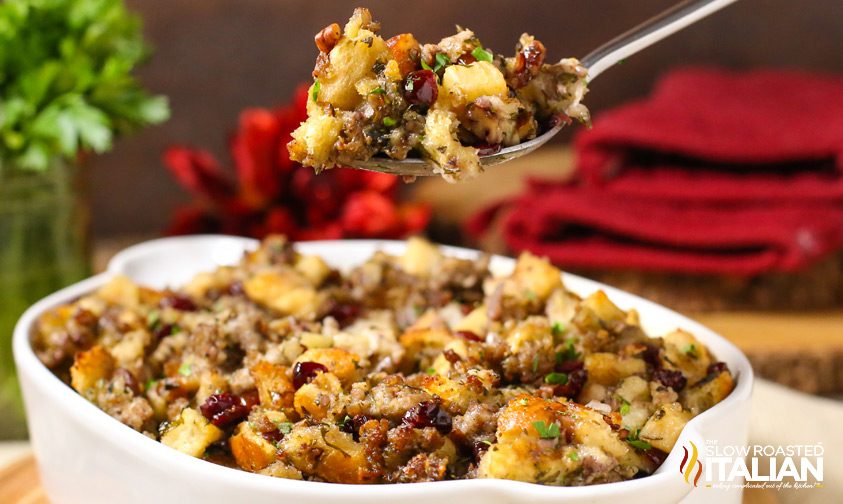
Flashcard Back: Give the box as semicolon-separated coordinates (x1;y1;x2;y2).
0;0;169;172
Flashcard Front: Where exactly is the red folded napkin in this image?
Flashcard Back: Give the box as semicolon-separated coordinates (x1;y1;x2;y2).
467;68;843;276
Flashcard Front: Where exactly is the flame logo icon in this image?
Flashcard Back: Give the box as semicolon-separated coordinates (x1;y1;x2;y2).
679;441;703;487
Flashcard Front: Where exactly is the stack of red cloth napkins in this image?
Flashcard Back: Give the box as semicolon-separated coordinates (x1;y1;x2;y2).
467;68;843;276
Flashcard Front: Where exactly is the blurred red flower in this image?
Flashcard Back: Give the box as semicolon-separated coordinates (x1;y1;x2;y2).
163;84;430;240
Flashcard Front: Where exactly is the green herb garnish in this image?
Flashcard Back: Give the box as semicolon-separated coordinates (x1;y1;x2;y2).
425;367;437;375
433;53;450;73
683;344;698;358
370;87;386;95
556;339;580;362
145;379;157;391
421;59;433;71
532;420;560;439
551;322;566;337
619;398;631;416
544;372;568;385
311;79;321;102
276;421;293;434
146;310;160;330
626;429;651;450
568;451;580;461
531;354;540;373
383;117;397;127
177;362;191;376
471;46;494;63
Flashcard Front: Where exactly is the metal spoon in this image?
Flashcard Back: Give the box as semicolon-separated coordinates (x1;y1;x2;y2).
345;0;739;177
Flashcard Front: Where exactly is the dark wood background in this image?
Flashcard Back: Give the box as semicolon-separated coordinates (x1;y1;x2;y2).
90;0;843;236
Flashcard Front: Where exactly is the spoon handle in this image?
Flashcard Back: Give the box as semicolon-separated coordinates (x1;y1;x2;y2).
581;0;739;80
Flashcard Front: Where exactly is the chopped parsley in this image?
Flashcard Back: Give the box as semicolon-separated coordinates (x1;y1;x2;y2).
339;415;352;430
434;53;450;73
177;362;191;376
276;421;293;434
425;367;437;375
568;451;580;461
683;344;698;358
145;379;157;391
619;398;631;416
532;420;561;439
626;429;652;451
146;310;160;330
551;322;566;337
544;372;568;385
370;86;386;95
556;339;580;362
471;46;494;63
170;324;182;334
383;117;397;127
311;79;321;102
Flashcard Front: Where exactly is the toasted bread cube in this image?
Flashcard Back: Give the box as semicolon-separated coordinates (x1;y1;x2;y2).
440;61;507;107
400;237;443;277
638;402;692;453
294;348;362;388
386;33;421;77
287;112;343;169
244;270;320;318
161;407;223;457
584;353;646;386
279;425;369;483
453;304;488;335
97;275;140;308
421;109;481;181
681;370;735;415
293;372;344;421
251;361;295;410
318;29;388;109
294;254;331;286
663;329;713;383
582;290;626;323
70;345;115;394
230;421;278;471
512;251;563;301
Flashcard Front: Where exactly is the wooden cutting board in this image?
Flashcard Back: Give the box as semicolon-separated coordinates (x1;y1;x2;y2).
0;455;779;504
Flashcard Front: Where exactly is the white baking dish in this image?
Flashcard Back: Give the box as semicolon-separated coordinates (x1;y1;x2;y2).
13;235;753;504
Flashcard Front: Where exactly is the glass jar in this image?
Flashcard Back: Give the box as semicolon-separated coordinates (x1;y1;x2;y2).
0;161;90;439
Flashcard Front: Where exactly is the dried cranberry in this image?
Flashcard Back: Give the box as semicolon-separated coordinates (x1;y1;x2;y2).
153;323;175;340
457;52;477;65
551;369;587;399
241;389;261;410
403;400;452;434
640;343;662;369
114;368;140;395
404;70;438;107
707;362;729;375
545;113;573;129
292;361;328;389
555;359;584;373
227;281;245;296
443;349;462;364
652;368;687;392
643;447;669;467
472;438;494;460
341;414;371;441
455;330;483;342
200;393;250;428
159;295;197;312
328;302;361;328
261;429;284;445
476;143;502;156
